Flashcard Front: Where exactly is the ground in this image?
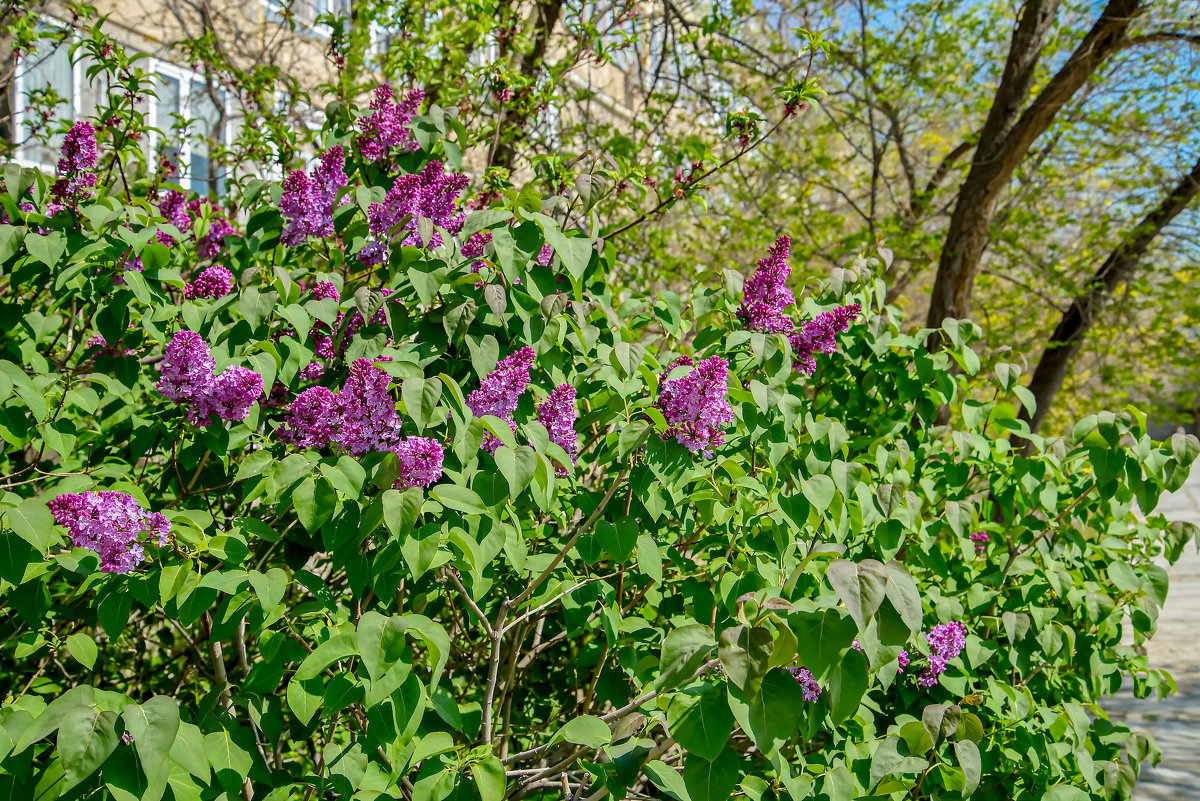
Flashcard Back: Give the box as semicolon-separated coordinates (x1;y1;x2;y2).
1105;467;1200;798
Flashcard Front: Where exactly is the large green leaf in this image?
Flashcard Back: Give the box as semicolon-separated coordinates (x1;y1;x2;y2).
717;625;773;691
788;609;856;683
826;559;888;632
682;749;739;801
656;624;716;691
668;690;734;760
121;696;180;801
58;705;119;791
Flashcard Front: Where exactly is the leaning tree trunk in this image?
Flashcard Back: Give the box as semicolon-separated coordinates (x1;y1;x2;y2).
925;0;1144;341
489;0;564;172
1020;155;1200;434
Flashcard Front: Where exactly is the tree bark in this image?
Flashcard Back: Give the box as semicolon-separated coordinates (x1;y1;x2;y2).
1021;154;1200;434
925;0;1144;337
489;0;564;171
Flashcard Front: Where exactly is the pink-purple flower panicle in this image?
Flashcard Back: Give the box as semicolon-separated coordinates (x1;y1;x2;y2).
359;161;469;265
738;235;796;335
393;436;445;489
537;383;578;475
156;192;235;259
48;491;170;574
280;146;347;246
536;243;554;267
656;355;735;458
184;265;234;300
790;304;862;375
916;621;968;688
49;121;98;211
468;347;536;454
788;667;823;701
156;330;263;426
356;85;424;163
970;531;990;555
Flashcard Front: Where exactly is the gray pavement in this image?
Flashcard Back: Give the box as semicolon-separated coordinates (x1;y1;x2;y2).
1105;470;1200;798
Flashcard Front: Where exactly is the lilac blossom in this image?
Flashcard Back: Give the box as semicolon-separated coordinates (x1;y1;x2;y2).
279;386;340;448
468;347;535;454
155;330;263;426
916;622;968;688
359;161;469;265
970;531;990;555
787;667;823;702
536;243;554;267
184;265;234;300
280;146;347;246
48;121;98;211
356;85;424;163
537;383;578;475
393;436;445;489
334;358;405;456
789;304;862;375
738;235;796;335
656;355;735;458
48;491;170;574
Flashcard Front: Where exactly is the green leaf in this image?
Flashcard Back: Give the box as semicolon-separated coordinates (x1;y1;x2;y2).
682;749;739;801
668;690;733;760
922;703;961;746
495;446;538;497
470;755;506;801
656;624;716;690
802;474;837;515
644;760;692;801
717;626;773;691
295;632;357;680
7;498;55;553
65;633;97;670
402;377;443;433
553;715;611;748
638;533;663;585
829;649;869;724
954;740;981;796
431;485;487;516
248;568;288;611
355;611;409;681
788;609;856;682
58;705;119;791
383;488;424;537
826;559;888;632
121;697;180;801
882;561;923;634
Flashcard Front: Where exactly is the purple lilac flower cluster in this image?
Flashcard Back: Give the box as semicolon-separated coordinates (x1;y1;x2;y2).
157;191;236;259
916;621;968;687
280;359;444;489
359;161;469;265
970;531;990;555
48;491;170;574
468;347;536;454
656;355;735;458
737;236;795;334
156;330;263;426
787;667;823;701
738;236;862;375
280;146;348;246
789;303;862;376
184;265;234;300
356;85;424;163
48;121;98;213
537;384;579;475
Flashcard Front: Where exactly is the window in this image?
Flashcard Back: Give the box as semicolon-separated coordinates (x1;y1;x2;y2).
10;19;231;196
264;0;351;37
150;63;231;196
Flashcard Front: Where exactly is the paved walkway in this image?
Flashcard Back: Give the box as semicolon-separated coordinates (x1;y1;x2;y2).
1105;469;1200;798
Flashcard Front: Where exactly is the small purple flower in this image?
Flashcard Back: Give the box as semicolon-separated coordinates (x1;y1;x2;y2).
310;281;340;301
468;347;535;454
787;667;823;702
159;190;191;238
656;355;734;458
49;491;171;574
537;384;578;475
121;732;134;745
970;531;990;555
194;365;263;425
393;436;444;489
280;146;347;246
916;622;968;688
359;161;469;265
334;358;405;456
789;304;861;375
184;265;234;300
536;243;554;267
897;649;910;673
356;85;424;163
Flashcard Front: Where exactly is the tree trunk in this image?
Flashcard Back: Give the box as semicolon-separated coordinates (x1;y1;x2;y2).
1020;155;1200;434
489;0;564;171
925;0;1144;339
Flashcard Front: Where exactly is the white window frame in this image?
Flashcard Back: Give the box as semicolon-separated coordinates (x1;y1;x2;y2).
11;16;83;171
147;59;233;195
